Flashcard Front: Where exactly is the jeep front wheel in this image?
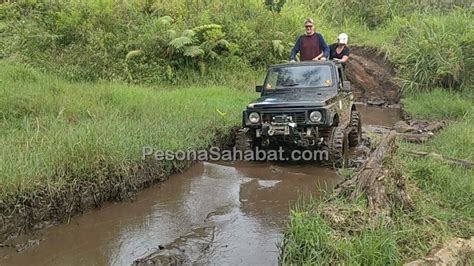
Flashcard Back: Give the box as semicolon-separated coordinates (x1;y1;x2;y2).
330;127;348;168
235;128;260;152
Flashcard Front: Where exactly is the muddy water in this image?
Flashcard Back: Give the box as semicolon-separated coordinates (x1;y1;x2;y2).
0;105;400;265
1;162;340;265
356;104;401;127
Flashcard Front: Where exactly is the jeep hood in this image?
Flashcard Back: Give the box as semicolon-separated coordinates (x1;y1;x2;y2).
247;91;337;109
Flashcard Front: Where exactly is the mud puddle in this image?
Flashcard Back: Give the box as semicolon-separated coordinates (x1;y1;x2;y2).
356;103;401;127
0;162;340;265
0;105;401;265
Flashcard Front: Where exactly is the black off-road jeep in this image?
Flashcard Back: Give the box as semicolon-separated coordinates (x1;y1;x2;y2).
237;61;361;167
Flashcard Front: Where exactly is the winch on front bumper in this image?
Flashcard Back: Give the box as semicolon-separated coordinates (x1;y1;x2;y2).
243;110;332;147
262;114;297;136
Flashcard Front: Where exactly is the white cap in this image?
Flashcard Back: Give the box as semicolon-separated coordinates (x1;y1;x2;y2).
338;33;348;44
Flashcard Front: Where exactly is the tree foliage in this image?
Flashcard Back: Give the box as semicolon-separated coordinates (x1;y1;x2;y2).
265;0;286;13
0;0;471;89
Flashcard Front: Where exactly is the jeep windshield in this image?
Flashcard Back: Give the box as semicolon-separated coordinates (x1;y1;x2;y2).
263;65;333;93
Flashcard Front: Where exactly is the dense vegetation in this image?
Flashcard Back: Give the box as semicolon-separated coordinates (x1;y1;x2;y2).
0;0;473;263
1;0;472;90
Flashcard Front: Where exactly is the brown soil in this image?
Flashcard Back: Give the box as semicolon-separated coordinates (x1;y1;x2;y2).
346;46;401;105
405;237;474;266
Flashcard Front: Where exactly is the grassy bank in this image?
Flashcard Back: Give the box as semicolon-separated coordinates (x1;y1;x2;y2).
281;89;474;264
0;61;256;239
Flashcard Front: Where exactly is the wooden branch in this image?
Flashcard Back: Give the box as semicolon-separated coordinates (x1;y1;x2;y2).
397;132;432;143
407;150;474;169
424;121;445;133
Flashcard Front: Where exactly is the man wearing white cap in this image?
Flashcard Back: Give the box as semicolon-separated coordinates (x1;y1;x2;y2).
329;33;350;63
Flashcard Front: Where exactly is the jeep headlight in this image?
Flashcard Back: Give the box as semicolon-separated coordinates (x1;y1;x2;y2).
248;112;260;124
309;111;322;122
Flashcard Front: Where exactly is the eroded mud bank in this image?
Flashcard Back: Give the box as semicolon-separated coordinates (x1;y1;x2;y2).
347;47;401;105
0;131;237;244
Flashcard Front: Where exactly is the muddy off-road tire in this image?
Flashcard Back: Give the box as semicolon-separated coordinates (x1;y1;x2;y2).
348;111;362;147
330;127;348;168
235;128;260;152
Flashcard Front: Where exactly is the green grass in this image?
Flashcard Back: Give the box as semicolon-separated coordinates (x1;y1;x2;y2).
402;88;474;162
281;202;402;265
402;88;473;121
282;89;474;264
0;61;256;197
400;88;474;216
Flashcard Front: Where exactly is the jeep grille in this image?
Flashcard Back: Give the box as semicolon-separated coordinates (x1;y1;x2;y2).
262;112;306;124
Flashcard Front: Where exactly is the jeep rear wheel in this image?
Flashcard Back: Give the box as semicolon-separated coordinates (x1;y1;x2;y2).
330;127;348;168
348;111;361;147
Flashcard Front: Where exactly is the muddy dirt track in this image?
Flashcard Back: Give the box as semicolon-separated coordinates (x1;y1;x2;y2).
346;47;401;105
0;106;401;265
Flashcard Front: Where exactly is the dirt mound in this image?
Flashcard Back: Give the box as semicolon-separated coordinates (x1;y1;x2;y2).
346;47;401;105
405;237;474;266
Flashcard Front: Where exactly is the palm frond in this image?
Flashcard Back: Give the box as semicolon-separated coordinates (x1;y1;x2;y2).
217;39;230;48
166;29;177;39
207;50;218;59
183;29;195;38
192;24;222;33
169;36;193;50
184;46;204;57
157;16;174;26
272;40;284;56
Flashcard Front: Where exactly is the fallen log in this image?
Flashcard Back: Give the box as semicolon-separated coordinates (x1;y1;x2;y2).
424;121;445;133
334;130;413;224
397;132;433;143
407;150;474;169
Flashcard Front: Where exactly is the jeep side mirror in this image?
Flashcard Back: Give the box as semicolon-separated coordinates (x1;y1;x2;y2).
256;85;263;92
342;81;351;92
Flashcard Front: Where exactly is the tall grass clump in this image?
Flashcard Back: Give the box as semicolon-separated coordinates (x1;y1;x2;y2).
0;61;255;196
371;9;473;91
402;88;473;120
281;201;402;265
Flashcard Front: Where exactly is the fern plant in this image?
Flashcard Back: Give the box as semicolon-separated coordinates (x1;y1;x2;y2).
168;24;231;73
